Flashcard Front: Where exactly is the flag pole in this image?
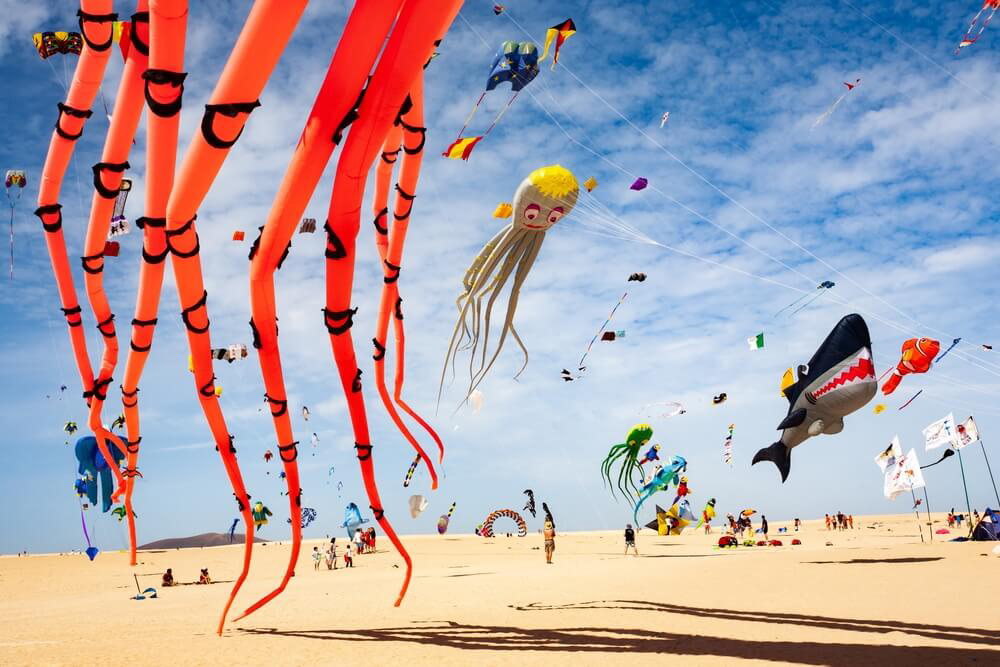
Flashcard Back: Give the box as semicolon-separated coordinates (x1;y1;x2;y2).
922;486;933;541
956;448;974;535
909;488;924;543
979;439;1000;508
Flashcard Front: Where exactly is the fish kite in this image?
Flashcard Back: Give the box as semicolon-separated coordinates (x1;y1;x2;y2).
523;489;537;517
753;314;876;482
956;1;1000;53
539;19;576;69
882;337;940;395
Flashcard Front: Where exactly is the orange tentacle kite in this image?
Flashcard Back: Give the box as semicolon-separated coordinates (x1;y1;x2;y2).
34;2;126;503
78;4;149;558
162;0;308;634
321;0;462;606
120;0;189;566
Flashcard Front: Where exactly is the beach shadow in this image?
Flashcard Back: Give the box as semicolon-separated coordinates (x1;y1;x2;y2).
805;557;943;565
510;600;1000;647
240;621;999;664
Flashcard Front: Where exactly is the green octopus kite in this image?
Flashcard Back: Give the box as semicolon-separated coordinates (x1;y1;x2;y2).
601;423;655;503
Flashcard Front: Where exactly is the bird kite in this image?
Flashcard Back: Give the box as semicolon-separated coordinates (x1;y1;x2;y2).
252;502;272;529
539;19;576;69
696;498;716;529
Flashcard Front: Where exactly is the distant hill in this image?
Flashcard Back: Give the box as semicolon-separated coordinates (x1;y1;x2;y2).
138;532;269;549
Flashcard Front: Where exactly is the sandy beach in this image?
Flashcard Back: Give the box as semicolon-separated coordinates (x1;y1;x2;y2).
1;513;997;666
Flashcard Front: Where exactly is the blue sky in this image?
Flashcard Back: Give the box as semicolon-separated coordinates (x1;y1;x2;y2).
2;0;999;554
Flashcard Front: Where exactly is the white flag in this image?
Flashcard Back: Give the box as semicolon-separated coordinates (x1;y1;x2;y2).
884;448;926;500
955;416;980;450
923;413;957;450
874;436;902;473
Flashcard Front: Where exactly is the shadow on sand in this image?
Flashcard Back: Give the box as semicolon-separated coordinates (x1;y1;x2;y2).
805;557;943;565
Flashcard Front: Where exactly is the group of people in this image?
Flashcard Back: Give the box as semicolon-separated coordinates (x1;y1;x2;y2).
353;527;377;554
309;528;378;571
160;567;211;586
948;508;980;529
726;514;769;539
825;513;854;530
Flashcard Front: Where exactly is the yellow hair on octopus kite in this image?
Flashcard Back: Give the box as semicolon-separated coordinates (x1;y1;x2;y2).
527;164;579;199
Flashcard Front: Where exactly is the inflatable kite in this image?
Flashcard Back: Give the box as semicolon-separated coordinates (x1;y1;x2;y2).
696;498;716;529
753;314;876;482
671;475;691;506
633;455;687;526
480;508;527;537
713;393;727;405
342;502;370;539
601;424;654;503
956;1;1000;53
664;499;696;535
437;501;457;534
439;165;579;405
408;494;428;518
75;435;125;513
444;40;539;160
252;502;272;529
882;337;940;395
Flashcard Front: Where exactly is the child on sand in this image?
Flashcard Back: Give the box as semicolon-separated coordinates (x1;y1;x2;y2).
162;568;175;587
624;524;638;556
543;520;555;564
312;546;322;570
198;568;211;584
825;514;831;530
345;543;354;567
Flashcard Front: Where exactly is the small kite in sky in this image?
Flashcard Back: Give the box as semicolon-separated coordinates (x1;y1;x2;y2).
660;112;670;127
812;80;860;129
955;1;1000;53
629;177;648;191
539;19;576;69
583;177;597;192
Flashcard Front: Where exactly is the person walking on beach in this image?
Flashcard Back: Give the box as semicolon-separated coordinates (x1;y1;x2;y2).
345;543;354;567
325;543;336;570
847;514;854;529
369;527;376;553
760;515;769;540
354;528;364;555
624;524;638;556
794;518;801;532
312;546;322;570
543;519;556;564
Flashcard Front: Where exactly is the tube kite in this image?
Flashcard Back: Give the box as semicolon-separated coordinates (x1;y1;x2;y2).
480;508;527;537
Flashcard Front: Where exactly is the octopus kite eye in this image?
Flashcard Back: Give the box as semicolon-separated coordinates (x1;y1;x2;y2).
523;203;540;221
547;207;564;225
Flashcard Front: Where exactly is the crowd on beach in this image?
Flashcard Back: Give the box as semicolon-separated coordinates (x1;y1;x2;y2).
825;512;855;530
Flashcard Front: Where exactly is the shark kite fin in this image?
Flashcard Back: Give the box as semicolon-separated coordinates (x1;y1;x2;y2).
777;407;807;430
752;442;791;483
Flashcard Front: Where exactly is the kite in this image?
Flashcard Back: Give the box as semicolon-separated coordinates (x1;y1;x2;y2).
601;331;625;341
956;1;1000;53
629;177;648;191
882;337;940;395
439;165;579;403
747;332;765;351
753;314;876;482
111;506;135;522
110;414;125;431
898;389;924;410
232;230;245;241
741;509;757;518
437;502;457;534
539;18;576;70
298;218;316;234
409;494;428;518
480;508;527;537
601;424;655;502
660;112;670;127
445;40;539;160
713;393;727;405
640;401;685;419
568;275;639;380
775;280;836;318
493;202;513;218
301;406;310;421
542;502;555;527
33;32;83;59
523;489;536;517
107;179;131;238
81;510;98;561
103;241;120;257
470;389;483;414
633;455;688;525
664;499;696;534
264;450;273;463
229;518;239;544
628;272;646;282
252;502;273;530
724;424;734;465
64;421;78;435
5;170;26;278
874;404;886;414
75;436;125;514
493;4;505;15
638;443;661;466
289;507;317;528
403;454;421;487
812;80;860;128
342;502;369;539
671;474;691;506
211;344;248;363
936;338;961;363
780;368;795;397
696;498;717;529
984;344;993;350
583;177;597;192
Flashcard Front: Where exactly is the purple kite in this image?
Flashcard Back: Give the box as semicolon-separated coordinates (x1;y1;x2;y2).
630;177;648;191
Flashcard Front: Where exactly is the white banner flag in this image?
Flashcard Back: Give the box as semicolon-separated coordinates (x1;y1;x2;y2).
874;436;902;473
955;416;980;450
923;413;957;451
884;448;926;500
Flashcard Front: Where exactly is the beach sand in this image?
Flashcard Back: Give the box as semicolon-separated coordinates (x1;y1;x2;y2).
1;513;997;666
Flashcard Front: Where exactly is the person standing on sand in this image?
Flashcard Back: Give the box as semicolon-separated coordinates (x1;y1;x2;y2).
345;543;353;567
624;524;638;556
760;515;769;540
325;543;336;570
312;546;322;570
825;514;831;530
794;518;801;532
543;520;556;563
354;528;364;554
848;515;854;529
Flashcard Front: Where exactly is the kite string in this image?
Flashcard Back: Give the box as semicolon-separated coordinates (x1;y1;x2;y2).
577;291;628;369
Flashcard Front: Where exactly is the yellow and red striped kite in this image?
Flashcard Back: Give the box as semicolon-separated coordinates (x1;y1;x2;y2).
442;136;484;160
539;18;576;69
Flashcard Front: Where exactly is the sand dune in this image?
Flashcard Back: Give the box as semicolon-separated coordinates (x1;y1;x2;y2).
1;513;997;666
138;532;268;550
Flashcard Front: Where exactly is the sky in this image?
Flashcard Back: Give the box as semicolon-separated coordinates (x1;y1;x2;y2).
1;0;999;555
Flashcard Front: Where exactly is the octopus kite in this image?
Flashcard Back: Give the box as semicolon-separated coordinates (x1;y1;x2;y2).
439;165;579;407
601;424;654;503
33;0;462;635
